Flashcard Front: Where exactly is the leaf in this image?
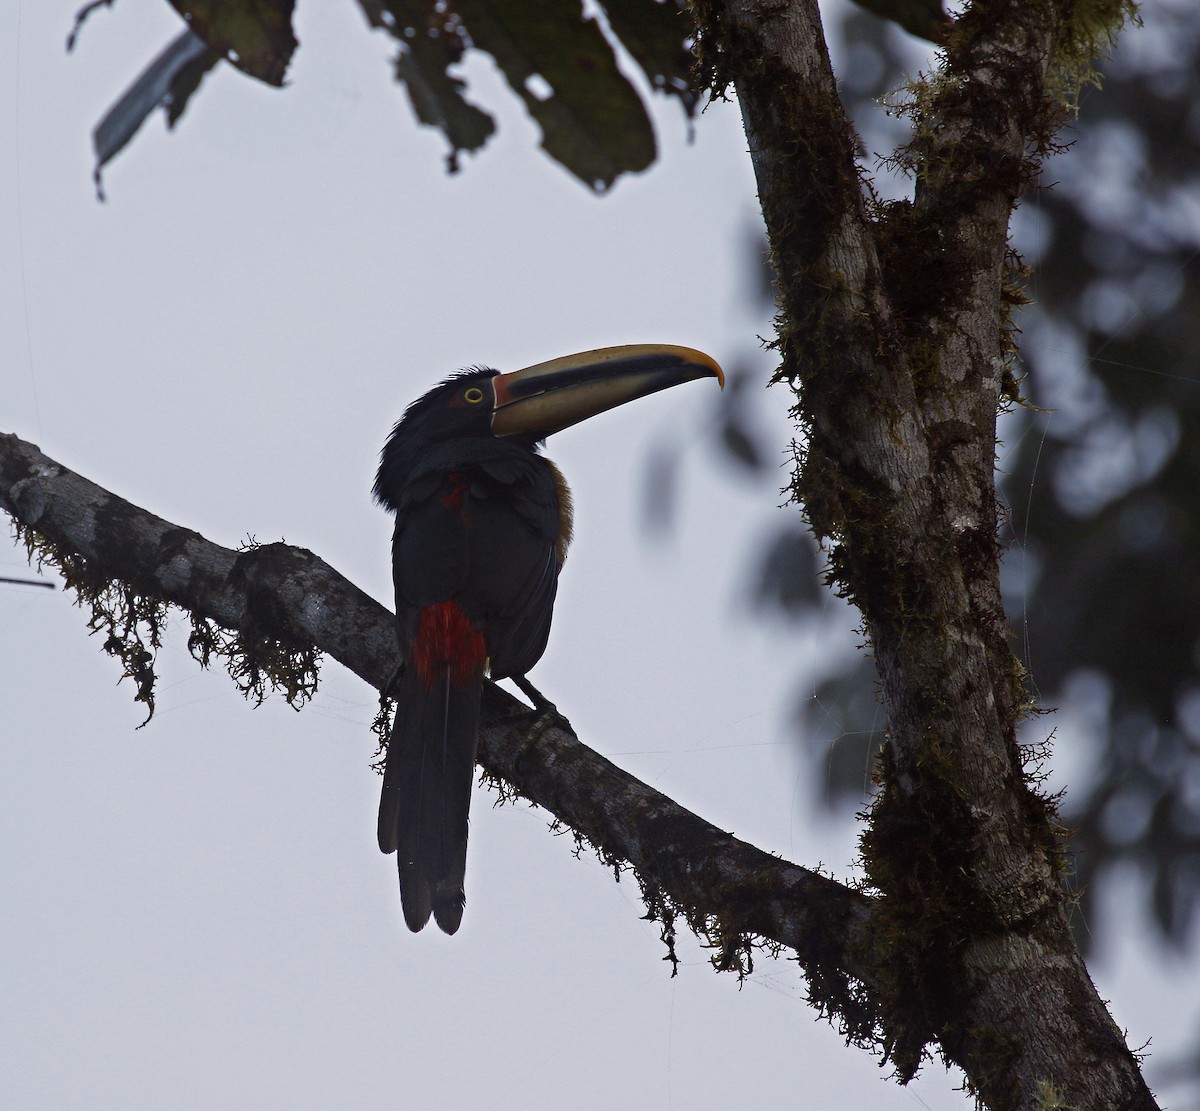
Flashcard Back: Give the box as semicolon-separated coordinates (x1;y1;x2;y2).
364;0;674;186
359;0;497;167
799;661;887;806
849;0;950;43
395;49;498;164
164;36;224;128
596;0;699;118
753;525;822;615
452;0;656;192
640;439;679;536
168;0;297;86
66;0;116;53
91;29;220;200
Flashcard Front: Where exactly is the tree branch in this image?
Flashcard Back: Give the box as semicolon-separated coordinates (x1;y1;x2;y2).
1;429;883;1032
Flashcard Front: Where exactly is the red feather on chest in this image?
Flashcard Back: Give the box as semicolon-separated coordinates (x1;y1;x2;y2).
440;471;471;522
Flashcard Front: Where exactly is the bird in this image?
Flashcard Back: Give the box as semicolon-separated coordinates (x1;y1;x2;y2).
373;344;723;933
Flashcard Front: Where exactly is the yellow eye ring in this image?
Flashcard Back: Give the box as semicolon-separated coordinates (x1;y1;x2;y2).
464;387;485;404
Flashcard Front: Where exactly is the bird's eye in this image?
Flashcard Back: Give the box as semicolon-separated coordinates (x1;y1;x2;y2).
463;387;485;404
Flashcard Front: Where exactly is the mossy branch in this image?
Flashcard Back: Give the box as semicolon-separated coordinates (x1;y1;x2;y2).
1;429;897;1051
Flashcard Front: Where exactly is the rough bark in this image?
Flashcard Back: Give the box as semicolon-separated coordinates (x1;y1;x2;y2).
692;0;1155;1107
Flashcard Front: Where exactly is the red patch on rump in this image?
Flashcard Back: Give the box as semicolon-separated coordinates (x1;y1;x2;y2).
411;601;487;689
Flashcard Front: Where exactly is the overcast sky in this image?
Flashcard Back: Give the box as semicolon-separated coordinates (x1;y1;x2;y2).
3;3;1196;1109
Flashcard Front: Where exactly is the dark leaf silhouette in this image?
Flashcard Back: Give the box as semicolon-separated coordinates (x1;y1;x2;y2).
90;29;220;200
168;0;296;85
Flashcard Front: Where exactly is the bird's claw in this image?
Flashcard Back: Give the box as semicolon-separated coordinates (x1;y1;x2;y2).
509;675;574;768
512;675;573;732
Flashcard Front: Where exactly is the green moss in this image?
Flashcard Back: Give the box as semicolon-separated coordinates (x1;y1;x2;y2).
15;522;319;725
633;870;781;981
18;522;168;723
187;611;319;708
1034;1078;1069;1110
1047;0;1141;112
370;694;394;774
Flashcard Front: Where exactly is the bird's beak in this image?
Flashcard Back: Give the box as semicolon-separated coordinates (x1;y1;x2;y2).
491;345;724;439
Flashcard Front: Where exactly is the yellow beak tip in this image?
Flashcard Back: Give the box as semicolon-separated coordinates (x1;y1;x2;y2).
689;347;724;389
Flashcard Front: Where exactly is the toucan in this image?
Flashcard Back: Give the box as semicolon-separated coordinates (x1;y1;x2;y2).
374;344;723;933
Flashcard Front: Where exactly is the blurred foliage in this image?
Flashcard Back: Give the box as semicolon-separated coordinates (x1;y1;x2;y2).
74;0;699;193
1006;0;1200;949
74;0;942;194
83;29;220;200
165;0;296;84
361;0;660;187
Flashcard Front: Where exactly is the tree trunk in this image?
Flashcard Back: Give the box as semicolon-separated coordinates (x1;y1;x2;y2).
692;0;1157;1106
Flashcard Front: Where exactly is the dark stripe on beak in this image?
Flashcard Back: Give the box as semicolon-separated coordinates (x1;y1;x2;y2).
491;345;723;439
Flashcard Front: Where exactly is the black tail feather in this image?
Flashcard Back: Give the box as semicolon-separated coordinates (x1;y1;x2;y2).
378;663;482;933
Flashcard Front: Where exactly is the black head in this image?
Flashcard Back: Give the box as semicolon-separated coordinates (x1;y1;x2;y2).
374;369;510;511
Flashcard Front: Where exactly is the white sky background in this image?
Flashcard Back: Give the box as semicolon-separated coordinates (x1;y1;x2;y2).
2;2;1196;1109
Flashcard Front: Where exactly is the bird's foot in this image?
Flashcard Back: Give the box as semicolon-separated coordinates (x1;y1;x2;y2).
509;675;574;767
512;675;573;733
